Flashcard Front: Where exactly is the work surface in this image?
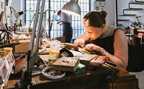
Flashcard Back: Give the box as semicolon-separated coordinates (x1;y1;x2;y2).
0;42;139;89
4;65;139;89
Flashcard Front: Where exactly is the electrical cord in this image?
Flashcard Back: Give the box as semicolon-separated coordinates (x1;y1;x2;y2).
0;29;13;42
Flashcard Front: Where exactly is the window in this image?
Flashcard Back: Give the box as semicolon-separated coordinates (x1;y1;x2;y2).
25;0;90;40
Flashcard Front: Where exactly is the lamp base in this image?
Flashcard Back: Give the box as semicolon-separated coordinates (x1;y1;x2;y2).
15;69;32;89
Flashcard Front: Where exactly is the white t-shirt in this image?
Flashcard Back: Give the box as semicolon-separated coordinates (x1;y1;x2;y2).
61;12;72;24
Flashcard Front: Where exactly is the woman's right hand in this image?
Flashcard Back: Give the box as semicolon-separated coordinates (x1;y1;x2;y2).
74;39;85;47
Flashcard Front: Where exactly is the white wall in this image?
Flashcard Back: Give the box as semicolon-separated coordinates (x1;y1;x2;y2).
105;0;115;25
11;0;23;23
118;0;144;27
12;0;21;11
91;0;116;26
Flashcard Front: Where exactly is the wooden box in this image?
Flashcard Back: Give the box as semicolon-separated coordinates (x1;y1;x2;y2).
52;57;79;72
14;40;30;53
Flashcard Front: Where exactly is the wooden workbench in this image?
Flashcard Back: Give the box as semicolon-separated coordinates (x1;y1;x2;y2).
2;64;139;89
0;43;139;89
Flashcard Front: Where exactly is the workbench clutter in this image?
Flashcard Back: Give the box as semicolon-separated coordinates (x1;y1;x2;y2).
39;41;110;80
70;50;109;69
0;40;118;89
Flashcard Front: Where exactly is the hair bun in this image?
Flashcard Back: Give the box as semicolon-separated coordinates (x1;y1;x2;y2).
101;10;107;18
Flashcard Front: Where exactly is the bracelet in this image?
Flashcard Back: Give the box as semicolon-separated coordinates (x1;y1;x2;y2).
103;50;107;56
92;47;107;56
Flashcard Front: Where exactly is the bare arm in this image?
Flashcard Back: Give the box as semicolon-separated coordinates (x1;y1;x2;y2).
106;29;128;69
84;29;128;69
74;32;90;46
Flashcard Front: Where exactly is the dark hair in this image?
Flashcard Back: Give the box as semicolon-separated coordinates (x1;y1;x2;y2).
83;10;107;28
57;10;61;15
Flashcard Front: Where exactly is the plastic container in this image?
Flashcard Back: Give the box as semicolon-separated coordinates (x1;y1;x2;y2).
49;41;60;60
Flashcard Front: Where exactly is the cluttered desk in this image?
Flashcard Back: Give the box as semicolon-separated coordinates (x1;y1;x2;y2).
0;40;139;89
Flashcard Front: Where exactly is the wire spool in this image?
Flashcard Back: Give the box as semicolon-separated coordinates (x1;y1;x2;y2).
42;66;65;80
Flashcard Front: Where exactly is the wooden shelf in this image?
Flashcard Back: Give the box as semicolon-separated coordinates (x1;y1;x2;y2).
124;8;143;11
119;14;136;16
118;19;130;21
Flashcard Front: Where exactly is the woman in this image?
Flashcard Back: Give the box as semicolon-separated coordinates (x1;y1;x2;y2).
74;11;128;69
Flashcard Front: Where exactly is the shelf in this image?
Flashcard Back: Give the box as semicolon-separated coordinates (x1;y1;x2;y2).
124;8;143;11
119;14;136;16
129;1;144;5
118;24;123;27
118;19;130;21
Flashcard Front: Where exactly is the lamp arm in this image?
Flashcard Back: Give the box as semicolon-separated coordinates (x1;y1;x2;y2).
136;15;144;25
10;7;16;12
136;17;141;25
137;15;144;18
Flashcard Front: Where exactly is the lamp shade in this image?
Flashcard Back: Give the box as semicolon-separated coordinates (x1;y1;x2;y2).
62;0;81;16
14;11;24;19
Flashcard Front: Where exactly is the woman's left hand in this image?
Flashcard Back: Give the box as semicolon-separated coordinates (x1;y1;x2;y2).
85;44;107;56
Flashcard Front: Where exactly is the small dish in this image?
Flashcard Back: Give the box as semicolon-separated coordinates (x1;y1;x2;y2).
42;66;65;80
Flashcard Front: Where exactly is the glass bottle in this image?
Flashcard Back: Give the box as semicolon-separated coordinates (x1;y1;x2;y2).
14;20;18;32
19;19;22;32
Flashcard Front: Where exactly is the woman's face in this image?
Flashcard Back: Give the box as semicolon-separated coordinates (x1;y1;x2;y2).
83;19;104;40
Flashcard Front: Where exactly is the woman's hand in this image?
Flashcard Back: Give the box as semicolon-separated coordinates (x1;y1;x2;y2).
85;44;107;56
74;39;85;47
